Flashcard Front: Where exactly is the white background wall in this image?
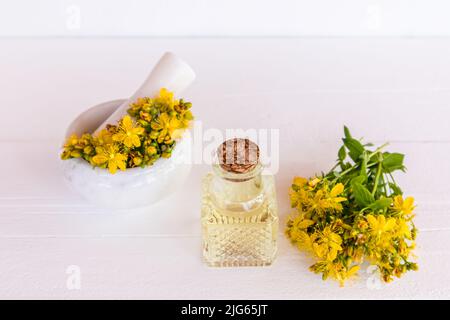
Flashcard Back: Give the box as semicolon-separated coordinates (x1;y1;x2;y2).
1;0;450;37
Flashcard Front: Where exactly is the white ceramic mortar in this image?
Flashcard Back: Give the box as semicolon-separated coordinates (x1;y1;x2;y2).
61;99;193;209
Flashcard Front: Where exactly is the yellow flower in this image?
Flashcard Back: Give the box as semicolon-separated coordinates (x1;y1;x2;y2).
156;88;177;108
151;112;181;143
312;227;342;261
339;265;360;286
65;134;78;147
61;89;194;173
393;196;415;215
95;129;113;146
133;157;142;166
396;219;412;239
136;97;152;106
310;259;358;286
179;110;194;129
309;189;328;215
357;220;369;230
92;145;127;174
287;212;316;251
293;177;307;187
313;243;334;260
330;183;345;198
307;183;346;214
83;145;93;155
112;115;145;148
62;134;94;159
289;187;308;208
327;183;347;210
308;177;321;188
291;212;315;230
366;214;396;237
317;226;343;251
146;145;157;155
313;243;341;263
292;230;314;251
61;134;81;160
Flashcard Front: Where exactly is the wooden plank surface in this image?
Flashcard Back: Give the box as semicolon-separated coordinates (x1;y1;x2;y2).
0;38;449;299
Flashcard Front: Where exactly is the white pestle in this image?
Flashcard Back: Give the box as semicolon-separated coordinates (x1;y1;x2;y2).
93;52;196;135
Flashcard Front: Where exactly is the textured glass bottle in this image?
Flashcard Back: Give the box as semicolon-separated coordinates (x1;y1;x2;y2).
201;138;278;267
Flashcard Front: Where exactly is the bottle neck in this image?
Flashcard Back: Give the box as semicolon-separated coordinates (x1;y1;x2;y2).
210;162;265;213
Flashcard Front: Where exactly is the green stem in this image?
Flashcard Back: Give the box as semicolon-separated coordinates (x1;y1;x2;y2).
367;162;378;168
330;142;389;185
331;165;356;184
388;172;397;185
368;142;389;160
329;162;340;173
371;161;382;196
380;174;388;195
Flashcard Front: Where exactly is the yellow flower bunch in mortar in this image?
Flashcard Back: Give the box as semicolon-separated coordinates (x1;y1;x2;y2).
286;127;418;286
61;88;194;174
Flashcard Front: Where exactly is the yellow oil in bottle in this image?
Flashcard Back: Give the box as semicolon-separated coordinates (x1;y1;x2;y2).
201;138;278;267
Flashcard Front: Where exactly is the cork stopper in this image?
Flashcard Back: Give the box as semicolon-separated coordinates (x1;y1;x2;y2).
217;138;260;174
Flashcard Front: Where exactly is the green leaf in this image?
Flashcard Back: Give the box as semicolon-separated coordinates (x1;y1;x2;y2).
368;197;392;211
389;182;403;196
343;138;365;162
351;180;375;207
382;152;405;173
344;126;352;139
359;151;368;180
340;162;351;171
352;175;366;185
338;146;346;161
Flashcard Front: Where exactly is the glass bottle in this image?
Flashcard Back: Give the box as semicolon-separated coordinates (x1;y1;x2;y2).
201;138;278;267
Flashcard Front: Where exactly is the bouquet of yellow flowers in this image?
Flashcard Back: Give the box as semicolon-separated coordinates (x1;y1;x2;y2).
286;127;418;285
61;88;193;173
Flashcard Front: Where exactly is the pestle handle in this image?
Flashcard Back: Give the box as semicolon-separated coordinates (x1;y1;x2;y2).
94;52;196;135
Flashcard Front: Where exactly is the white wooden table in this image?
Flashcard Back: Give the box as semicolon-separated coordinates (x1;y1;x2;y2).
0;38;449;299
